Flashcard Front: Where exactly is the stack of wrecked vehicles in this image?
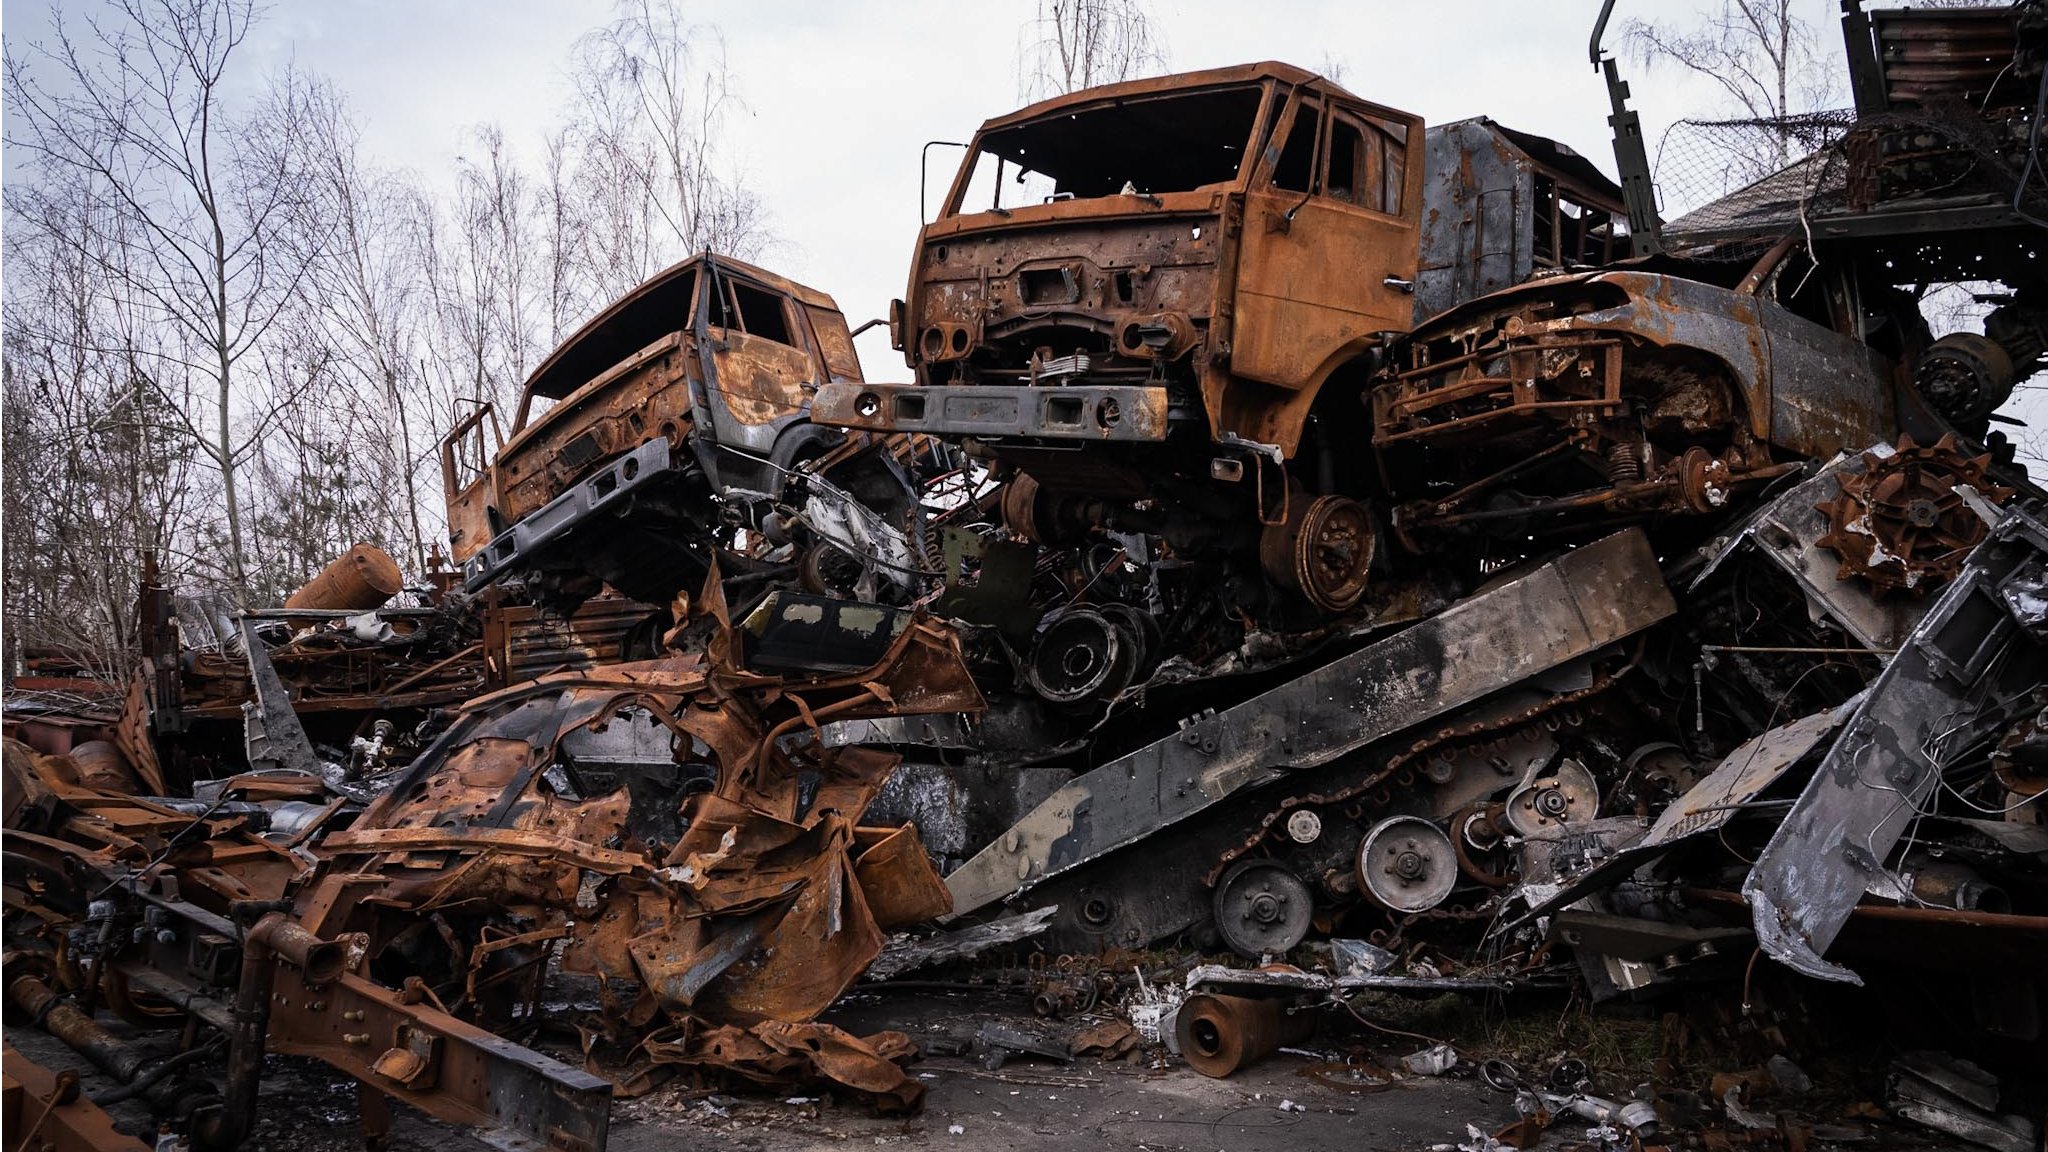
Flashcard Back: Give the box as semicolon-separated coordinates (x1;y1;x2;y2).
7;25;2048;1152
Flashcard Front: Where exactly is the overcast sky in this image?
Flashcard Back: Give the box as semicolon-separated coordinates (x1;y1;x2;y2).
7;0;2038;455
3;0;1805;369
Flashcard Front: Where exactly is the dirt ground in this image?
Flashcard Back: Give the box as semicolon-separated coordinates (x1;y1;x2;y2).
6;986;1995;1152
5;990;1520;1152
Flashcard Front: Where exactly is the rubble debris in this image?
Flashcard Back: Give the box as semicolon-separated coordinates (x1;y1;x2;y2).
864;907;1059;982
971;1020;1073;1070
945;528;1676;944
1745;498;2048;984
2;1043;153;1152
9;20;2048;1152
1814;433;2014;596
1887;1051;2038;1152
438;251;935;613
1401;1043;1459;1077
1067;1020;1138;1060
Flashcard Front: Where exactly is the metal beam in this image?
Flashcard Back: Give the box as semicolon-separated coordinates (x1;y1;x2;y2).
946;528;1678;916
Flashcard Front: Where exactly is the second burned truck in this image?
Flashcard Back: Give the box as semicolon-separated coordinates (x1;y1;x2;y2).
813;62;1974;617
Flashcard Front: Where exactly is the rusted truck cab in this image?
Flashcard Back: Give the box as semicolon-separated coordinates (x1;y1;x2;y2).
813;63;1426;610
440;253;866;604
827;72;1412;447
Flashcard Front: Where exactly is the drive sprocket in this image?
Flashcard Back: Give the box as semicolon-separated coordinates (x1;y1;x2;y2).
1815;433;2013;596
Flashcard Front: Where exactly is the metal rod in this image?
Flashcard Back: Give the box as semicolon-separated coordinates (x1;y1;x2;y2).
1700;645;1895;656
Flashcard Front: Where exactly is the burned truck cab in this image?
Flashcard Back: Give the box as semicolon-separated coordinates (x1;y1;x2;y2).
439;253;870;608
816;63;1426;611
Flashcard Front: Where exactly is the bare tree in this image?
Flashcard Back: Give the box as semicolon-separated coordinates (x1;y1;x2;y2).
1019;0;1169;102
4;0;781;673
1624;0;1844;203
295;86;437;571
2;177;203;677
5;0;331;592
567;0;771;287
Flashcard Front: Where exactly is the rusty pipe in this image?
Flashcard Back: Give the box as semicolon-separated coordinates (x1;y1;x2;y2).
6;972;150;1082
248;913;346;984
284;544;402;612
1176;993;1314;1078
194;914;342;1151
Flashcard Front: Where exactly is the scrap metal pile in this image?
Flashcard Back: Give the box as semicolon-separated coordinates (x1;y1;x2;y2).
5;6;2047;1152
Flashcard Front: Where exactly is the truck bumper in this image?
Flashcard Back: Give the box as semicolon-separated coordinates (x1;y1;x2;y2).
811;382;1169;442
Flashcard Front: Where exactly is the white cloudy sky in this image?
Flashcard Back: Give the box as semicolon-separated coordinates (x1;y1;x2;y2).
0;0;1824;364
7;0;2041;458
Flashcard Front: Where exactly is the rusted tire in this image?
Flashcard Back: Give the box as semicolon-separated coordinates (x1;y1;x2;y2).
1259;495;1376;613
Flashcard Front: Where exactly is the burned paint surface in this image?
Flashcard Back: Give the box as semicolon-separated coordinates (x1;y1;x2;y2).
439;253;868;604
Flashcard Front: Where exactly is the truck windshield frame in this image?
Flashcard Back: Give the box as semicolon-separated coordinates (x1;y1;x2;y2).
945;83;1270;215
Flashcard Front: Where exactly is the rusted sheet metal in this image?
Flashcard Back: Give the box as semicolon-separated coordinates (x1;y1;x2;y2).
0;712;120;759
482;593;662;685
86;878;614;1152
1377;247;1904;546
1513;706;1847;925
291;595;981;1110
853;824;954;930
641;1022;925;1114
1743;499;2048;984
1416;118;1629;321
263;968;614;1152
1395;264;1894;464
441;252;865;595
1228;95;1423;424
2;1044;153;1152
944;528;1676;917
1868;5;2025;109
1814;433;2014;597
1689;446;1930;651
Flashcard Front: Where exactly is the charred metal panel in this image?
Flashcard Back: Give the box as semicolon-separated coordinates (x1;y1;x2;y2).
1229;97;1425;398
487;594;664;685
908;211;1225;361
1415;119;1629;322
460;439;690;592
945;528;1676;917
1744;499;2048;984
440;253;864;574
1690;448;1928;651
811;381;1169;441
1515;706;1846;925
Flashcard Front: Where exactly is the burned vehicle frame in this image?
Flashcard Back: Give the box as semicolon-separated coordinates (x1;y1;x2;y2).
440;252;930;611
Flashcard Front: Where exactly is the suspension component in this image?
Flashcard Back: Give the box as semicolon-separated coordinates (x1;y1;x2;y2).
1212;860;1315;958
1356;817;1458;913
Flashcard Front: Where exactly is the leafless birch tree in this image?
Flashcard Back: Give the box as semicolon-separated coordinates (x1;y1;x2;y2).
1020;0;1169;102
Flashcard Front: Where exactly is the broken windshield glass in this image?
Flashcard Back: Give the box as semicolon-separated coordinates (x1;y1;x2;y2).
950;85;1264;213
